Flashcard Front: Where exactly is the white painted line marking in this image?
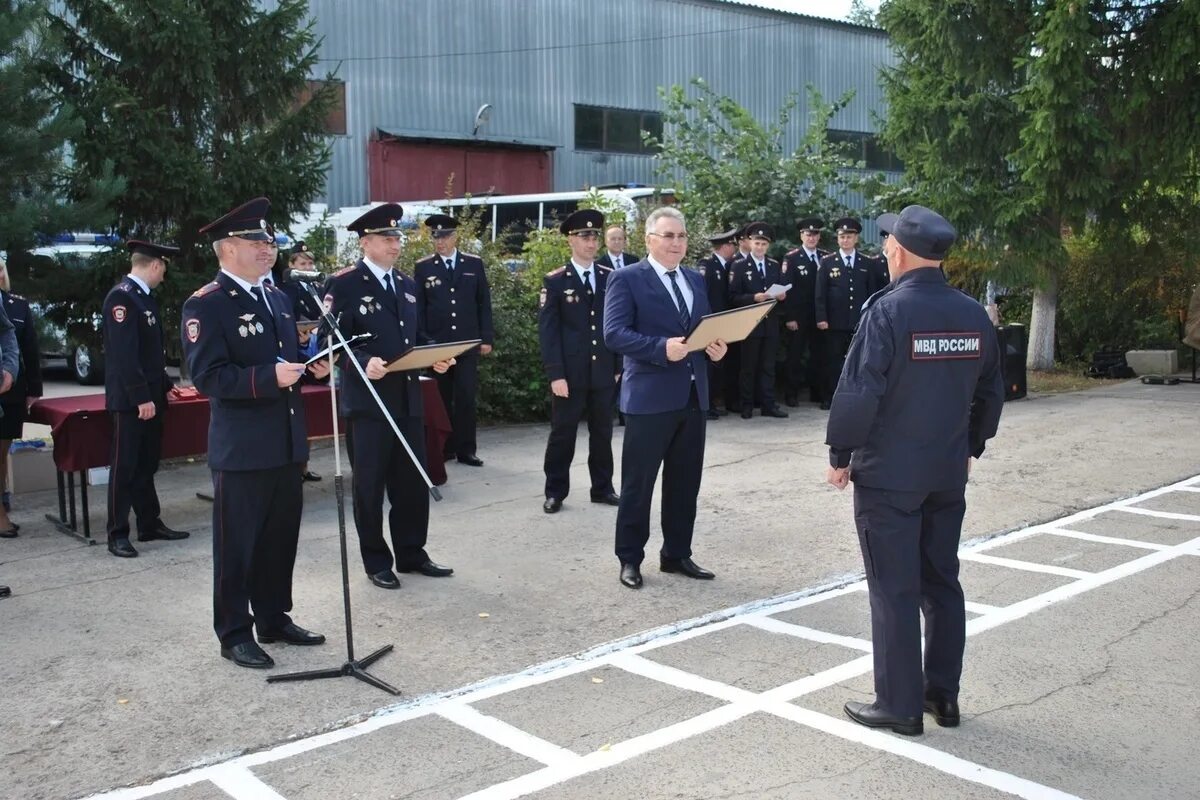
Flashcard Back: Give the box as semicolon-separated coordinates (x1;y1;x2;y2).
768;704;1086;800
438;704;580;767
758;654;876;703
1043;528;1170;551
963;601;1002;615
1173;486;1200;493
742;616;873;652
959;552;1092;579
611;652;757;704
456;704;753;800
208;768;288;800
1115;506;1200;522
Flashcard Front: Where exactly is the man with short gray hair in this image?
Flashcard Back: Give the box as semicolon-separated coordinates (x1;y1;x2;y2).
603;207;728;589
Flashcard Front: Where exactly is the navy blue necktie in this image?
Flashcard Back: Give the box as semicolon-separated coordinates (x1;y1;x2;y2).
667;270;689;329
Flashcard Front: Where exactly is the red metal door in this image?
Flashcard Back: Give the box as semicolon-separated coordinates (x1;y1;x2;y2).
369;139;551;201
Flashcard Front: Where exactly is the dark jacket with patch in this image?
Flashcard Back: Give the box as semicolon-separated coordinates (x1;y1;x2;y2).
103;278;170;412
180;272;309;471
414;252;494;345
1;291;42;402
325;261;424;419
538;263;617;389
825;268;1004;491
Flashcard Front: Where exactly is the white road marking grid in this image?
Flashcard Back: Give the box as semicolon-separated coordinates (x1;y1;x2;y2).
84;475;1200;800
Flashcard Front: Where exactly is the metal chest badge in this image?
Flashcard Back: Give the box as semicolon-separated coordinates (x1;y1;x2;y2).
238;313;258;338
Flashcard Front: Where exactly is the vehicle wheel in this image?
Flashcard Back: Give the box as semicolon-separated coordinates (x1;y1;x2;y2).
72;344;104;385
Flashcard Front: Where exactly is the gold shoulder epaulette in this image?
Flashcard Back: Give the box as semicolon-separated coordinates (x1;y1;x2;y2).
546;266;567;277
191;281;220;297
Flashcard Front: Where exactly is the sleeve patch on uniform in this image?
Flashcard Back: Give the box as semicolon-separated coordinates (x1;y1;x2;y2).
185;318;201;343
112;305;127;323
539;287;548;309
911;332;982;360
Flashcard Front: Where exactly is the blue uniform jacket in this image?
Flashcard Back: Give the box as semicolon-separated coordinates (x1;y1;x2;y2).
729;255;785;338
538;262;617;388
103;278;170;411
825;268;1004;492
815;251;874;332
181;272;309;471
602;260;712;414
414;252;494;345
325;261;424;419
781;248;826;325
2;291;42;401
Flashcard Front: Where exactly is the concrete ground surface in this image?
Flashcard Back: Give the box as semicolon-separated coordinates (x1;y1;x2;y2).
1;377;1198;800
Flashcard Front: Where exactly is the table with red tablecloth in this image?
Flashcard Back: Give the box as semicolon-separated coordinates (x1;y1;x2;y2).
27;379;451;541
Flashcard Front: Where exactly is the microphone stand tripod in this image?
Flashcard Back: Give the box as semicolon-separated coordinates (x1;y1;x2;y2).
267;282;443;695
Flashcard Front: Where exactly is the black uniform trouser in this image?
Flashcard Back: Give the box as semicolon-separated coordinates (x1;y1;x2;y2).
784;323;820;399
436;352;479;457
822;329;854;402
853;484;967;718
349;414;430;574
543;381;615;501
706;358;725;409
615;384;705;566
211;463;303;647
106;411;163;541
739;332;778;411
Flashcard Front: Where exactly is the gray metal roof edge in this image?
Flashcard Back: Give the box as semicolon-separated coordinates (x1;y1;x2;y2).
375;127;559;150
678;0;888;37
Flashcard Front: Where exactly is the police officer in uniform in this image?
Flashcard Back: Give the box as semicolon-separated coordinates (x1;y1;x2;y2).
538;209;621;513
728;222;788;418
696;227;738;419
273;240;325;482
815;217;872;410
825;205;1004;735
414;215;494;467
101;240;189;558
182;197;329;669
781;217;827;406
327;204;455;590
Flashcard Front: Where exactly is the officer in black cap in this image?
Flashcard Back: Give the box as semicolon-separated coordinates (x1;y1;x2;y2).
414;214;494;467
734;223;753;262
538;208;620;514
782;216;828;406
696;227;738;418
326;203;456;590
275;241;324;323
101;240;189;558
825;204;1004;736
728;222;788;418
182;197;329;669
814;216;872;410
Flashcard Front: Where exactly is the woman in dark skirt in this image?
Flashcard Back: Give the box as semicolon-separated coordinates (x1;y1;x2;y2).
0;257;43;536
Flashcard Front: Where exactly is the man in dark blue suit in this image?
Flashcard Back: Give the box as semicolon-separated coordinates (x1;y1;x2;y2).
182;197;329;669
603;207;728;589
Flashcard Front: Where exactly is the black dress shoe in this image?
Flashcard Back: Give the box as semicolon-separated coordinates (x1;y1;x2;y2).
399;560;454;577
762;406;789;418
543;497;563;514
706;409;721;420
137;523;190;542
819;401;832;410
258;622;326;646
844;701;923;736
923;692;960;727
0;527;17;538
713;407;728;416
301;470;322;482
457;454;484;467
221;641;275;669
741;410;753;419
0;585;11;598
590;492;620;506
620;563;643;589
660;557;715;580
107;538;138;558
369;570;401;590
784;394;799;407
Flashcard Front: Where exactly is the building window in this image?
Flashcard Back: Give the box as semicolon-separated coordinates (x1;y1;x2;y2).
828;129;903;171
574;105;662;155
298;79;347;136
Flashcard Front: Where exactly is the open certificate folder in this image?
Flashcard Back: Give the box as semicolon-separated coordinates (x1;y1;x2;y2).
683;300;777;353
384;339;483;372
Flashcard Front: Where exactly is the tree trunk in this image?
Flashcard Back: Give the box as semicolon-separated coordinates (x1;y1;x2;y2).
1027;272;1058;370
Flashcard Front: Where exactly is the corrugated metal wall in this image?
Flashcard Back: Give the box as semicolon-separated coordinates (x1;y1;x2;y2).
305;0;895;210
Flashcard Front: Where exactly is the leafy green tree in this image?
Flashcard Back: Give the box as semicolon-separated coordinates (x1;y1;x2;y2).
39;0;336;349
0;0;120;254
650;79;867;258
878;0;1200;368
846;0;879;27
